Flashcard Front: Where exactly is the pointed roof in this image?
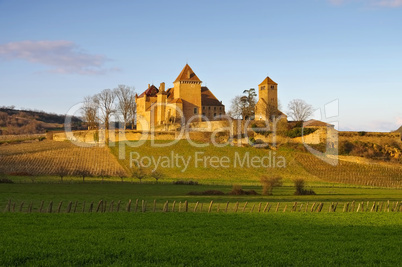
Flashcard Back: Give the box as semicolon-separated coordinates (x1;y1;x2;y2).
174;64;201;83
138;85;159;97
259;76;277;86
201;87;224;106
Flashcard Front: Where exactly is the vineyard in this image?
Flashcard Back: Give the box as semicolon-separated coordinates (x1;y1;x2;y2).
295;153;402;188
0;140;127;177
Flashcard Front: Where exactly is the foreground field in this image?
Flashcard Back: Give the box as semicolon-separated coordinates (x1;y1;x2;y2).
0;213;400;266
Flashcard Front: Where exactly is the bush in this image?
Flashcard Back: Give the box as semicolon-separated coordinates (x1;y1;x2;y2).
173;180;199;185
260;175;283;195
228;185;259;195
188;190;224;195
285;127;317;138
0;178;13;183
293;179;316;195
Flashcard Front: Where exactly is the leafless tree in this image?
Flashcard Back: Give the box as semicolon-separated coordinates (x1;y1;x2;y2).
228;95;243;119
95;89;116;131
114;85;136;130
82;96;98;130
287;99;313;121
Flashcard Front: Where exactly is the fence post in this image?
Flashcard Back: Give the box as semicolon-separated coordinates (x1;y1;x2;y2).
89;202;94;212
387;200;390;212
82;201;86;213
299;204;303;212
275;202;280;212
263;202;269;213
291;202;297;212
135;199;139;212
179;201;182;212
117;200;121;212
39;200;44;213
153;200;157;212
47;201;53;213
208;201;213;213
66;201;72;213
28;202;33;213
200;203;203;212
305;202;309;212
251;203;256;213
19;202;24;212
57;201;63;213
225;202;229;213
96;200;103;213
73;201;78;213
258;202;262;213
217;203;220;212
243;202;248;212
282;204;287;212
185;200;188;212
4;199;11;212
194;202;199;212
356;203;361;212
172;201;176;212
103;201;107;213
109;201;114;212
311;203;316;212
126;199;131;212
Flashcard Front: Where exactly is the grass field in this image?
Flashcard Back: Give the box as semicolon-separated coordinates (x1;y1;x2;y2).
1;183;400;213
0;213;400;266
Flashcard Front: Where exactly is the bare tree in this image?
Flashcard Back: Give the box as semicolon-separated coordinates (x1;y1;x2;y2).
287;99;313;121
228;95;243;119
95;89;116;131
82;96;98;130
114;85;135;130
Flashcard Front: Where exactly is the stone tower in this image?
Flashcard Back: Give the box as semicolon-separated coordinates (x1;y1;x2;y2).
255;77;278;121
173;64;202;123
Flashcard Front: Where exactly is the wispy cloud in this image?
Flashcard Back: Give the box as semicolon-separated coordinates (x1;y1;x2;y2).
327;0;402;8
374;0;402;7
0;40;119;75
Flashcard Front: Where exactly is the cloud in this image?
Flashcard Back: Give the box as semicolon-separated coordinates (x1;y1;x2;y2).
0;40;119;75
374;0;402;7
327;0;402;8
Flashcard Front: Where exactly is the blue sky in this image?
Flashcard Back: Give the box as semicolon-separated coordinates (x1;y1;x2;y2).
0;0;401;131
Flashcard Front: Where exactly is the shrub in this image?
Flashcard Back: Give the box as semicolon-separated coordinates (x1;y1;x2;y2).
293;179;316;195
285;127;317;138
0;178;13;183
260;175;283;195
188;190;224;195
358;131;367;136
228;185;259;195
173;180;199;185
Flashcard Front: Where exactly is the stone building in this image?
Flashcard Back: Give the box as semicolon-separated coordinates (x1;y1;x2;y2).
255;76;287;121
135;64;225;131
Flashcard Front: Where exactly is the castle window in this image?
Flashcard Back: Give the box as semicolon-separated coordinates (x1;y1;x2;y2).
261;86;265;90
202;113;205;116
208;107;211;110
214;113;216;117
194;107;198;114
220;107;222;111
203;106;205;110
214;107;216;111
271;85;274;89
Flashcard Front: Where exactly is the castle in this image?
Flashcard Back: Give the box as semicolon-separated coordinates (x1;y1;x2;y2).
255;76;286;121
135;64;225;131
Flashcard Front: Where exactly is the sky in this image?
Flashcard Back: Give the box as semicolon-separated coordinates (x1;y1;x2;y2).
0;0;401;132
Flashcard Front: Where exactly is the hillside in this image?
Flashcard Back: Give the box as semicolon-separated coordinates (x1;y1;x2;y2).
0;107;83;135
394;125;402;135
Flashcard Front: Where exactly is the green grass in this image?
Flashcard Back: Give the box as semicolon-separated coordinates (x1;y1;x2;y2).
1;183;400;213
0;212;400;266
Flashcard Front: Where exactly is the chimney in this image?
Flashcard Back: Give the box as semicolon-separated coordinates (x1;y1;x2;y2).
160;82;165;92
148;84;150;89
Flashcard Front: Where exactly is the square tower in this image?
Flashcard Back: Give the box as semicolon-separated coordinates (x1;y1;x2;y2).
255;76;278;121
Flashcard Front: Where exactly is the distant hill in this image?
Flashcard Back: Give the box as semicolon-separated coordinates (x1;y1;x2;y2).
394;126;402;135
0;107;83;135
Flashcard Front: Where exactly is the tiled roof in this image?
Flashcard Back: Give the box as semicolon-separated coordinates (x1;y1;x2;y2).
201;87;224;106
169;98;183;104
259;76;278;86
174;64;201;83
138;85;159;97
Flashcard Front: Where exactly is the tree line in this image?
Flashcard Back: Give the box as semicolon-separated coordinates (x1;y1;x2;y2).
82;85;136;130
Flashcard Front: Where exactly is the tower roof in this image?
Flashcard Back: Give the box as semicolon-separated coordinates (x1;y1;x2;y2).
174;64;201;83
259;76;278;86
